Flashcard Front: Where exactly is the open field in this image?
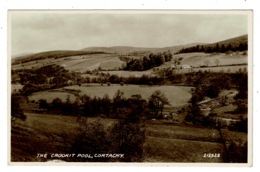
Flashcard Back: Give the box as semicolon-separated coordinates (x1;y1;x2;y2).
64;55;123;72
11;112;247;162
12;53;124;72
99;60;125;70
190;65;247;73
144;136;225;162
146;122;222;142
29;91;77;103
169;52;247;68
11;84;24;93
28;84;192;107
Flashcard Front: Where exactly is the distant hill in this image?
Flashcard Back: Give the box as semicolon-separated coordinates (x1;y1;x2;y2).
12;52;35;59
82;46;156;55
12;50;107;64
176;34;248;54
213;34;248;46
12;34;247;71
82;43;203;55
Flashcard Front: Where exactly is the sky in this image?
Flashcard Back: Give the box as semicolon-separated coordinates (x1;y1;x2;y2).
10;11;249;56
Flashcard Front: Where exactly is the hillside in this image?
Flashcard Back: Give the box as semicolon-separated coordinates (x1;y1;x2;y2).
11;34;247;72
82;43;203;55
82;46;156;55
215;34;248;46
176;34;248;54
12;50;107;64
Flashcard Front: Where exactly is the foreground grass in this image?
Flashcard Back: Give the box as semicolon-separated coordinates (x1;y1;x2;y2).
11;113;246;162
144;136;225;162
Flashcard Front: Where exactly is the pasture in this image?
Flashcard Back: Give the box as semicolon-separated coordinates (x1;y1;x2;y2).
29;91;77;103
144;136;225;162
11;54;124;72
28;84;192;107
11;84;24;93
190;65;247;73
168;52;247;68
99;60;125;70
11;112;247;162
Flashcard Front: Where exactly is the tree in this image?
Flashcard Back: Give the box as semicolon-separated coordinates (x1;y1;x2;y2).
142;56;150;70
148;90;170;118
113;90;126;117
70;118;112;162
173;57;182;68
11;94;26;121
38;99;48;109
109;95;147;162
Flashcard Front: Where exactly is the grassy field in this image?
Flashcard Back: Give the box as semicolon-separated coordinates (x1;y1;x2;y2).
11;84;24;93
57;84;191;107
11;54;124;72
99;60;125;70
11;112;247;162
29;91;77;103
146;122;222;142
168;52;247;68
144;136;225;162
28;84;192;107
191;65;247;73
65;55;123;72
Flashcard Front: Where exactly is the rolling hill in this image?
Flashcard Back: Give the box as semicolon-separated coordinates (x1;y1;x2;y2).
11;34;248;72
12;50;107;64
81;43;203;55
215;34;248;46
176;34;248;54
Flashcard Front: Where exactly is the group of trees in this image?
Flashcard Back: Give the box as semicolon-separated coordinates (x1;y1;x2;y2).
176;42;248;54
123;51;173;71
11;94;27;122
35;90;168;120
68;94;147;162
13;64;85;96
90;74;164;86
17;64;83;87
185;71;248;127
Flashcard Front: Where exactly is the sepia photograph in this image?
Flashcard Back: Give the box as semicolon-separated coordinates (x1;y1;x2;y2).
8;10;252;165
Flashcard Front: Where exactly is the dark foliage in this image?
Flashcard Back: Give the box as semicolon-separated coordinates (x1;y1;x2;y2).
11;94;27;121
69;94;147;162
227;141;248;163
123;51;172;71
176;42;247;54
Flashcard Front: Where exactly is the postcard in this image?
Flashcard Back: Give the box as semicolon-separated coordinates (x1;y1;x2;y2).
8;10;252;166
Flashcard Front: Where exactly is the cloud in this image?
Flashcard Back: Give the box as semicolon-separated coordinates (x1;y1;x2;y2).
10;11;249;55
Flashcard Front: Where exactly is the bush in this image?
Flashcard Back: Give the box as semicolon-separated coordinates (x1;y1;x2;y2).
11;94;27;121
227;141;247;163
70;118;112;162
38;99;48;109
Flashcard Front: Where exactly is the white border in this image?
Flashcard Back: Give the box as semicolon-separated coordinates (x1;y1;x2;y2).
1;0;259;172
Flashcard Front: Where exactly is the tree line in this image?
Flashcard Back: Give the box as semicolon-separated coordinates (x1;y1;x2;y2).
185;71;248;132
35;90;169;120
176;42;248;54
11;91;149;162
123;51;173;71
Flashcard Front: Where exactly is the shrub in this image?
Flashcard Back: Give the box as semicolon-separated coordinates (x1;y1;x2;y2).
11;94;27;121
